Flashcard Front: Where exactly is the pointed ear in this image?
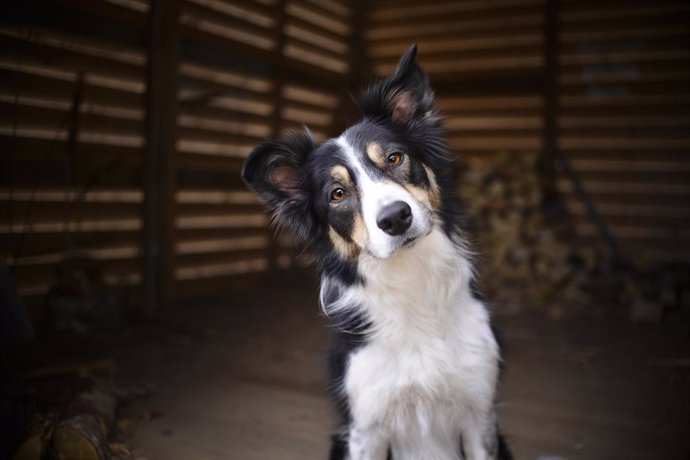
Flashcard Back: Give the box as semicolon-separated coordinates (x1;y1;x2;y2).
358;44;437;126
242;130;314;237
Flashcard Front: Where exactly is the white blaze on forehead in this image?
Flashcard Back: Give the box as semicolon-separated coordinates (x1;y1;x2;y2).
336;135;430;259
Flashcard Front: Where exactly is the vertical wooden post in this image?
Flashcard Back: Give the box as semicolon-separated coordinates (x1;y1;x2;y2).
327;0;369;137
143;0;180;315
541;0;560;213
540;0;619;256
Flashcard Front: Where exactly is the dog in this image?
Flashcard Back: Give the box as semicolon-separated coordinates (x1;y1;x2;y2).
242;45;511;460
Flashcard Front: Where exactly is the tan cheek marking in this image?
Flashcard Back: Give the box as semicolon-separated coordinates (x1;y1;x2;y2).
423;164;442;209
366;143;384;168
351;213;367;250
406;184;432;207
329;226;354;258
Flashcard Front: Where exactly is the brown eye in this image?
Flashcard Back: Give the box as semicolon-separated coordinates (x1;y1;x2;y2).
330;187;346;202
387;152;403;166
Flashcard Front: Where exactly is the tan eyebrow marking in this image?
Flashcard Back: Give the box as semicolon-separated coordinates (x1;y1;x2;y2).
366;143;385;167
330;165;353;186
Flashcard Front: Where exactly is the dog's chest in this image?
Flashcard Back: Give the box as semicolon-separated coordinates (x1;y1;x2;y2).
340;235;499;433
344;303;496;431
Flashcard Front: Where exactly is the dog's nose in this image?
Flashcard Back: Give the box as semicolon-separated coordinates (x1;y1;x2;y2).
377;201;412;236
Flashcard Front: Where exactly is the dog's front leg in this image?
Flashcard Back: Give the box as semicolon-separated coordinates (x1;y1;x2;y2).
347;423;389;460
461;412;499;460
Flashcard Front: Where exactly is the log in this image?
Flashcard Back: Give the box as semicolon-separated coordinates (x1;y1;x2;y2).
12;414;55;460
49;386;116;460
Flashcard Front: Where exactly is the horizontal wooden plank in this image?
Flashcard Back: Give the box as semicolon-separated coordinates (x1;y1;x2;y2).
561;13;690;36
178;114;271;138
557;179;690;195
561;50;690;67
0;34;143;82
438;95;542;111
559;116;690;129
179;62;273;95
177;247;269;268
175;255;269;280
177;142;254;159
560;137;690;150
367;14;542;41
2;200;141;222
176;235;269;255
178;152;247;172
178;103;271;127
283;43;349;74
2;159;142;189
561;26;689;44
0;101;143;136
375;45;543;68
180;9;275;51
450;136;541;151
574;222;690;241
177;227;271;242
565;201;689;219
559;81;690;98
0;135;143;164
184;0;274;28
2;229;141;258
175;213;268;229
559;190;690;208
286;1;351;37
562;3;690;23
561;170;690;186
570;213;690;230
369;34;542;58
568;159;690;173
284;24;348;56
178;126;266;145
370;0;541;21
177;202;264;216
445;116;541;130
559;149;690;162
0;66;144;108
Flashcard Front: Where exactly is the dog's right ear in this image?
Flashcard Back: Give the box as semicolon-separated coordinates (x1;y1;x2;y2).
242;129;314;238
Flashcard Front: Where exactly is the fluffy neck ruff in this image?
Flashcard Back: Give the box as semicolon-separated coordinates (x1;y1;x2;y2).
322;228;475;341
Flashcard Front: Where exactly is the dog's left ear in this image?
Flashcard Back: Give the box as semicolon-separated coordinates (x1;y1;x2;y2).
358;44;437;126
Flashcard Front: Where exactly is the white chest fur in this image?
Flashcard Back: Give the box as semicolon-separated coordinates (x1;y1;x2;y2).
330;229;500;460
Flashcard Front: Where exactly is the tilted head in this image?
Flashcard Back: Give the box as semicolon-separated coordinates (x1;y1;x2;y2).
242;45;460;280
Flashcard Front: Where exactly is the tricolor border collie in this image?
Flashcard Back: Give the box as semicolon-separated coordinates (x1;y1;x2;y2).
242;45;511;460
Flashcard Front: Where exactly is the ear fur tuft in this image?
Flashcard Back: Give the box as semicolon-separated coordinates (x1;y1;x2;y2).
357;44;437;127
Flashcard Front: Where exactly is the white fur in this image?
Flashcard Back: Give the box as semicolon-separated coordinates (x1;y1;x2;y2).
322;228;501;460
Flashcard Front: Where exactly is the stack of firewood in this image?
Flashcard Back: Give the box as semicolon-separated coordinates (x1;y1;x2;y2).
456;152;604;316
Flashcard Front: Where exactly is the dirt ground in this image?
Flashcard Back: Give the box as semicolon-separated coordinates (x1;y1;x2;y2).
8;272;690;459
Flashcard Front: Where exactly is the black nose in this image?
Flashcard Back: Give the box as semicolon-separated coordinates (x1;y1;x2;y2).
376;201;412;236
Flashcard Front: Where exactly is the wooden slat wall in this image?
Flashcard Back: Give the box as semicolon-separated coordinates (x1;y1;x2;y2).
367;0;545;157
366;0;690;265
1;0;354;314
558;0;690;264
0;11;147;313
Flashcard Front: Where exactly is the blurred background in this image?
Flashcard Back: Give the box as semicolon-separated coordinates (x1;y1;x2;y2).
1;0;689;459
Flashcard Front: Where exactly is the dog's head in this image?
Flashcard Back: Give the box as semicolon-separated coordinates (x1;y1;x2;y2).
242;45;455;262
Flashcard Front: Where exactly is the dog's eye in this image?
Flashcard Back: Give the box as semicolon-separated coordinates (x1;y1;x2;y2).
330;187;346;202
387;152;403;166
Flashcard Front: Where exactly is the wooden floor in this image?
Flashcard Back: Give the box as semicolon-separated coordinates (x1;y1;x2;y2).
120;274;690;460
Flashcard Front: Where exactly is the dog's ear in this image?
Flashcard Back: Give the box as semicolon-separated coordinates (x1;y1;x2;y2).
242;129;315;239
358;44;437;126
